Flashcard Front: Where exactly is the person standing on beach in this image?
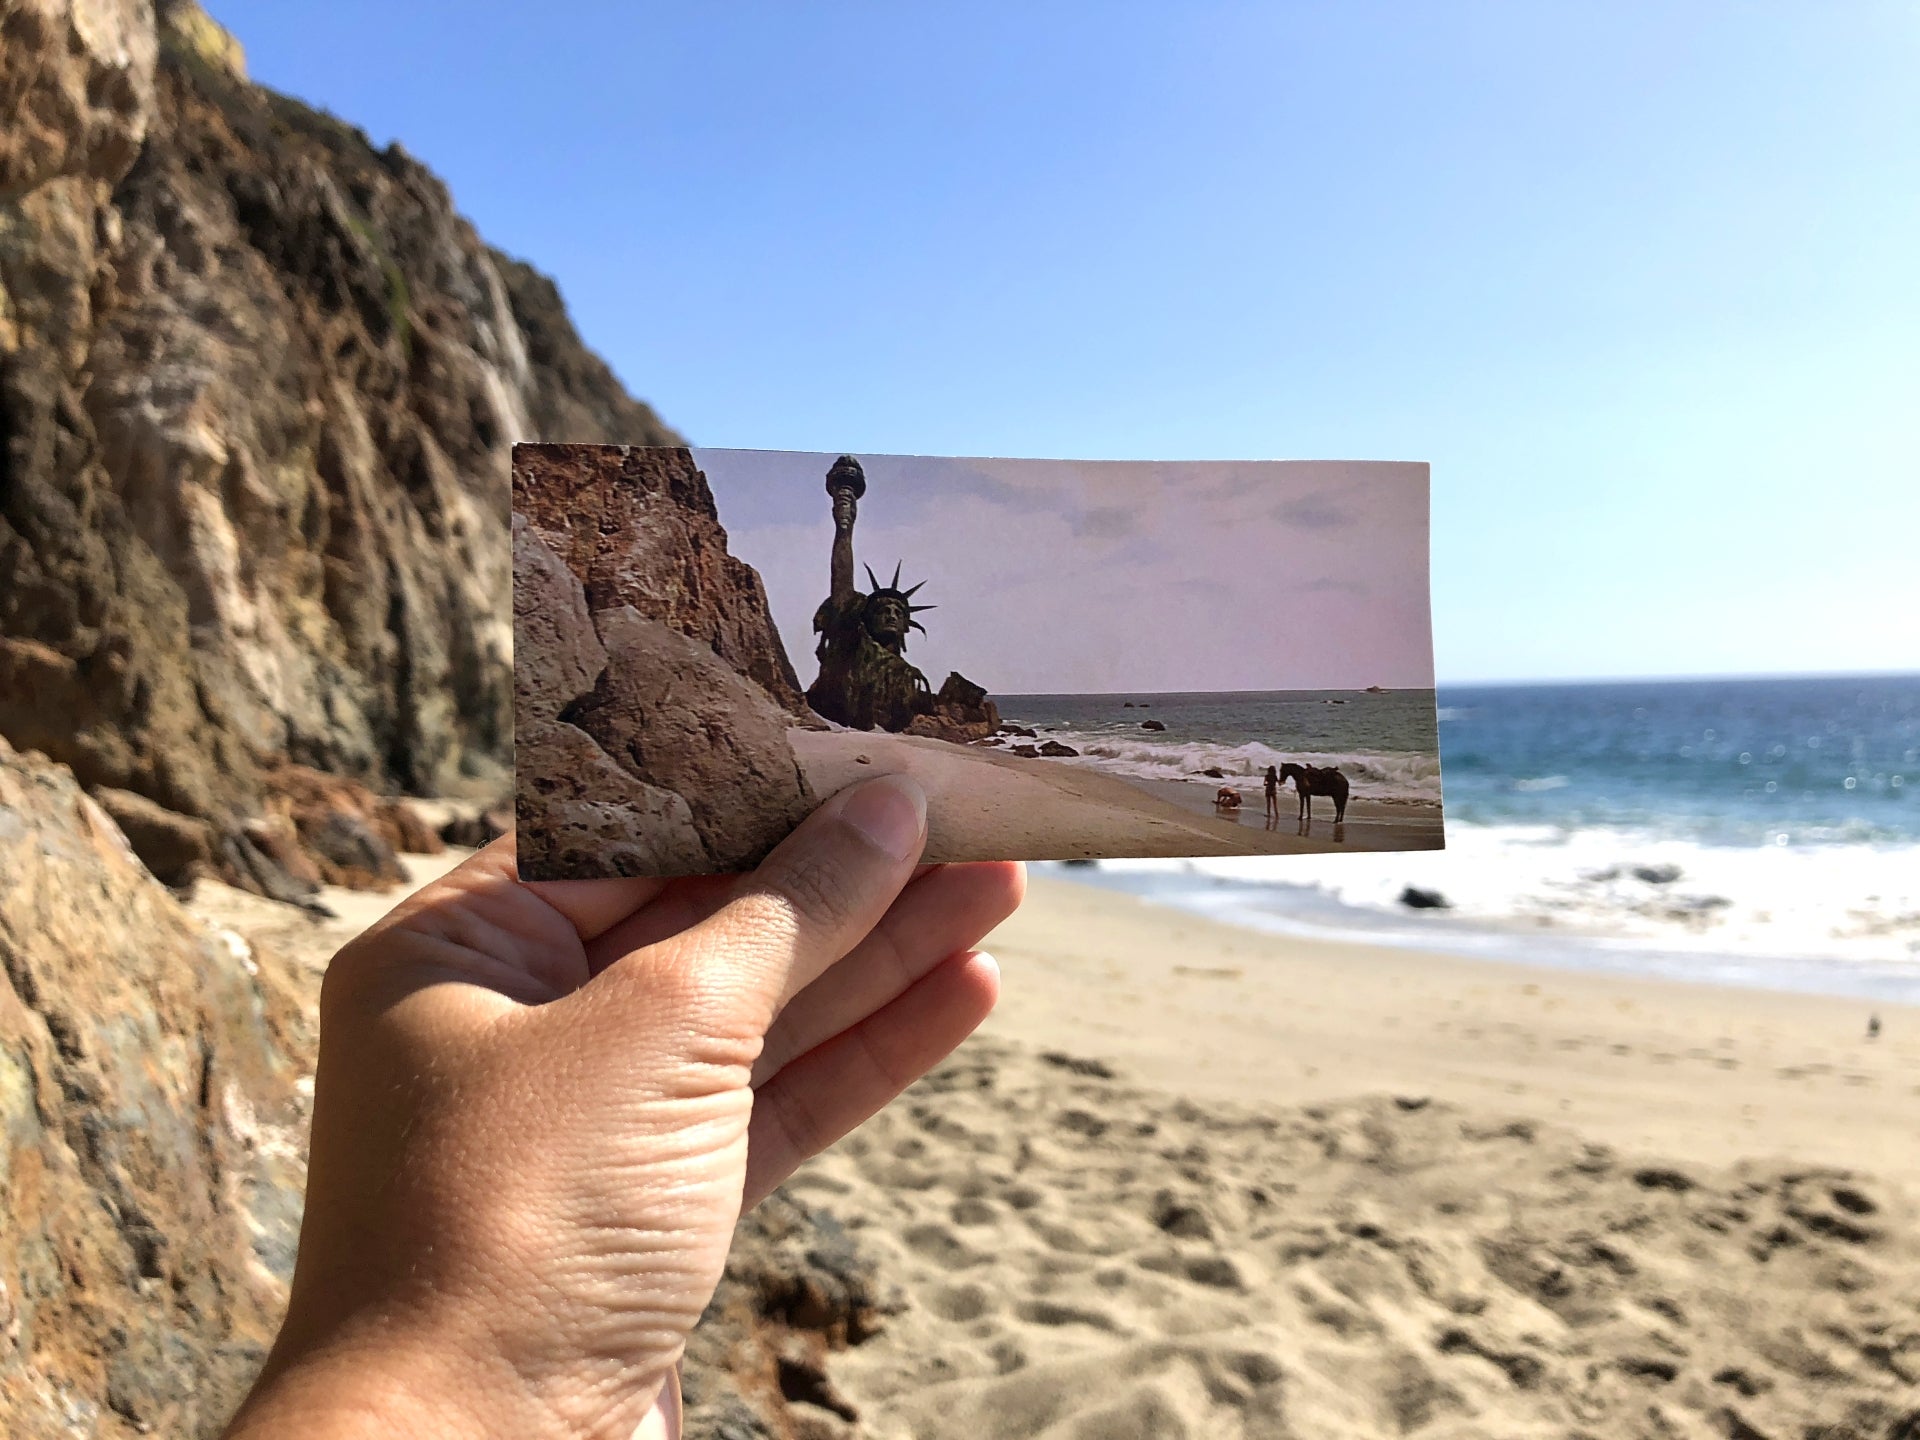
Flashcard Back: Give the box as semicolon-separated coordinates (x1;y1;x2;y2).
1263;764;1281;821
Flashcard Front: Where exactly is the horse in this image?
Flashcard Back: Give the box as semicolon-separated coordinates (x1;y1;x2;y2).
1279;762;1349;823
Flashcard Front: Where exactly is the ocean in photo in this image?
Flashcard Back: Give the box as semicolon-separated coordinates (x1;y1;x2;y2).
1018;674;1920;1003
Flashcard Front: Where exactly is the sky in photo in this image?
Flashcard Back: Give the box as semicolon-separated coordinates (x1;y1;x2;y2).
227;1;1920;682
695;449;1433;694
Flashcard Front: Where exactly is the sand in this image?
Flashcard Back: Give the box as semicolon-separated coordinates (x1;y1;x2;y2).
797;878;1920;1438
791;728;1443;862
197;853;1920;1437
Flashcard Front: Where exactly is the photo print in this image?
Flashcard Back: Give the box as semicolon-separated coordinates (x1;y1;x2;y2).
513;445;1443;879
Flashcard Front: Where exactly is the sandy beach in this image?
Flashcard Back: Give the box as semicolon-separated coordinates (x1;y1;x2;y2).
190;851;1920;1438
793;876;1920;1438
791;728;1444;863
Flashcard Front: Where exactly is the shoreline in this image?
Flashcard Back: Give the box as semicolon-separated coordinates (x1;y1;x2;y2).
789;727;1443;862
980;875;1920;1191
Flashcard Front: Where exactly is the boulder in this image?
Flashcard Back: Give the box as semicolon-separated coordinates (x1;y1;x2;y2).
440;805;511;849
997;724;1037;739
1141;719;1167;732
1398;885;1451;910
1010;744;1041;759
683;1190;892;1439
563;607;814;874
514;719;711;880
0;737;313;1437
1038;740;1080;758
88;785;214;885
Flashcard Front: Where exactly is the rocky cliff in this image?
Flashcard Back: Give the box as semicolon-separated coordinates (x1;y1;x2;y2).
0;0;682;896
0;737;314;1436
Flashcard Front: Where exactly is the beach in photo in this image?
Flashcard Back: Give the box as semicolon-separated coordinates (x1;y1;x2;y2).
514;444;1443;878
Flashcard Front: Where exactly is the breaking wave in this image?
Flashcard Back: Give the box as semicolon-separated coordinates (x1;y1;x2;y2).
1036;730;1443;802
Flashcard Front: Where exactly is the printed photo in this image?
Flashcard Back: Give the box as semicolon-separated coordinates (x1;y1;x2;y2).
513;445;1443;879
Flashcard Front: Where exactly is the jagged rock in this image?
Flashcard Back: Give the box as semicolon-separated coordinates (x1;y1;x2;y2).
0;0;678;891
899;670;1001;745
0;737;313;1438
514;719;710;880
1038;740;1080;758
684;1190;892;1440
88;784;214;885
558;606;814;875
513;445;807;715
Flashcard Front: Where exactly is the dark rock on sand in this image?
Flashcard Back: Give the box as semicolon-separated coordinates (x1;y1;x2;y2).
0;737;313;1437
683;1190;892;1439
904;671;1002;745
1011;744;1042;758
1039;740;1081;758
1399;885;1452;910
88;784;216;886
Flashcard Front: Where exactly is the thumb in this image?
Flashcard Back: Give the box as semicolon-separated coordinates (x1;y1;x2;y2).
594;774;929;1027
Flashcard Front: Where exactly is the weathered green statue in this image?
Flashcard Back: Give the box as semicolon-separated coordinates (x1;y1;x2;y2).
807;455;938;731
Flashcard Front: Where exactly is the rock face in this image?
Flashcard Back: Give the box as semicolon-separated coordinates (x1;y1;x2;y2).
0;0;679;893
0;737;314;1437
512;444;808;715
512;449;820;879
512;515;712;877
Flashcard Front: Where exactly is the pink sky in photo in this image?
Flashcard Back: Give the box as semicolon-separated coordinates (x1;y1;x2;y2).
702;450;1433;695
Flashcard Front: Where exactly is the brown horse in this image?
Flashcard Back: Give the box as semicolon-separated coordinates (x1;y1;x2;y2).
1279;762;1349;823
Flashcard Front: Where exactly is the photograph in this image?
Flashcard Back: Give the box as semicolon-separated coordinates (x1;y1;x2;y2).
513;443;1442;879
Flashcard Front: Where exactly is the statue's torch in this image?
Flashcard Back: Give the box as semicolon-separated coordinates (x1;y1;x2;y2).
825;454;865;601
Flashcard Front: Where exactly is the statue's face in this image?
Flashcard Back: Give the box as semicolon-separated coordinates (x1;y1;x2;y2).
865;594;909;643
832;491;857;530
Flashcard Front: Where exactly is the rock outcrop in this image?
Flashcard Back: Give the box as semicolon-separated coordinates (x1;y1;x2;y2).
0;737;314;1437
512;444;808;715
512;447;819;878
0;0;679;895
903;670;1001;745
512;513;812;877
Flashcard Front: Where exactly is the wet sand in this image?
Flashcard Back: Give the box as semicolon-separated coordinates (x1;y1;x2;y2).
790;728;1443;862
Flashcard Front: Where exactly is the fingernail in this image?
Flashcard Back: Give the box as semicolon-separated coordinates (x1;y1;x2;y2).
838;775;926;861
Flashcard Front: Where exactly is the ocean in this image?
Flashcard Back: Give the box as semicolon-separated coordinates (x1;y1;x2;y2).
1005;675;1920;1003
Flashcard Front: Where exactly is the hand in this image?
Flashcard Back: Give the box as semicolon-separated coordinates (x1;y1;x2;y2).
224;775;1022;1439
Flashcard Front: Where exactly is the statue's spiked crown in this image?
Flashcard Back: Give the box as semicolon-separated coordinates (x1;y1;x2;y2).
864;560;936;636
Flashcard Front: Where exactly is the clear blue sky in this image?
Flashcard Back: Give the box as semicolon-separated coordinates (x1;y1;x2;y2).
221;2;1918;684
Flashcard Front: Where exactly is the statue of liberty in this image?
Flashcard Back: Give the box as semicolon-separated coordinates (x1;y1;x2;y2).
807;455;939;731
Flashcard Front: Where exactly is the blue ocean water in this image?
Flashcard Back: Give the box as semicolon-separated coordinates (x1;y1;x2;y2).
1036;675;1920;1001
1439;675;1917;848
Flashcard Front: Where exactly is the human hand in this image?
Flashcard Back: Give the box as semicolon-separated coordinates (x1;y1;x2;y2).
224;775;1021;1439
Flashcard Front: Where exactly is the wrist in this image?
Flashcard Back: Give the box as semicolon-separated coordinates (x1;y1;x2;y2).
223;1325;675;1440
